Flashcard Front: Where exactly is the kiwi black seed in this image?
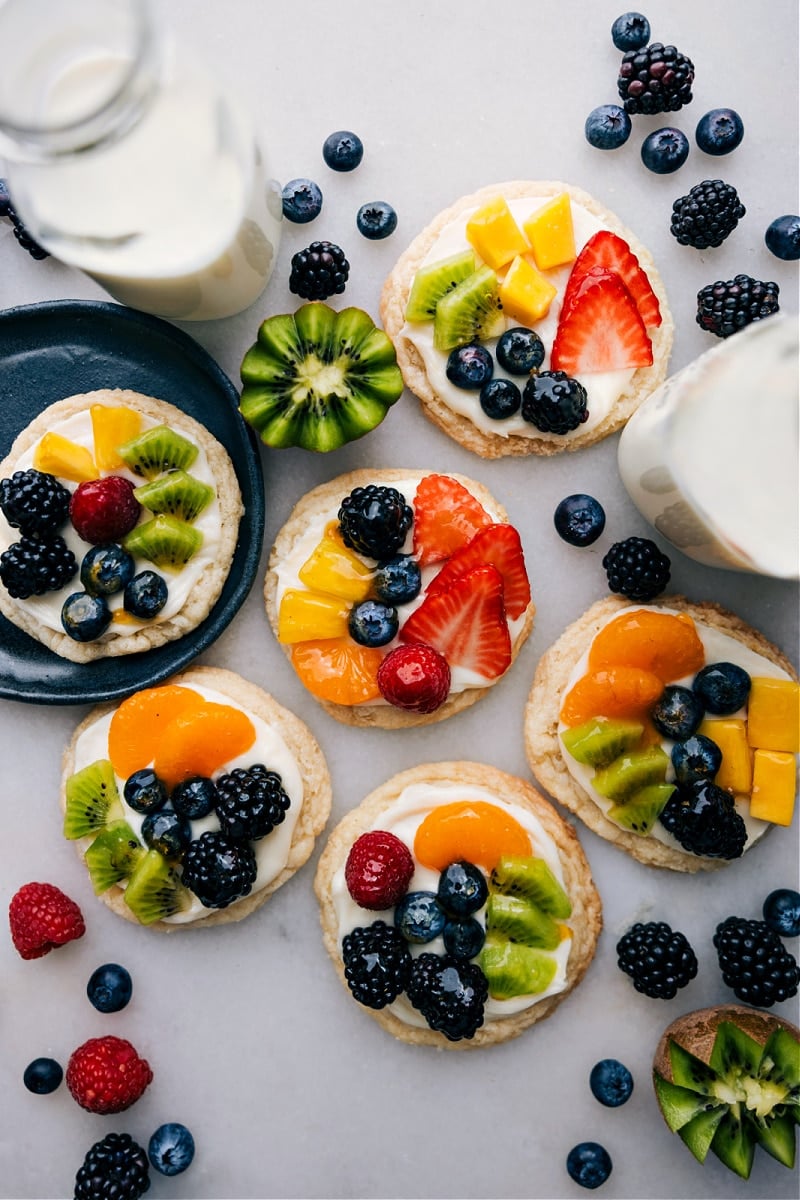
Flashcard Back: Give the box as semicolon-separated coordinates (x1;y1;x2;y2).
118;425;198;480
405;249;477;322
133;470;214;522
63;758;122;840
122;514;203;569
84;821;145;895
432;265;505;352
123;849;191;925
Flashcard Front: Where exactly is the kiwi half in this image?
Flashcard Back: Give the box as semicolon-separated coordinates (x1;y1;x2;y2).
123;514;203;570
561;717;645;768
239;302;403;452
118;425;198;480
64;758;123;839
405;249;477;322
133;470;214;522
123;849;190;925
84;821;144;895
432;265;504;352
490;855;572;920
479;934;558;1000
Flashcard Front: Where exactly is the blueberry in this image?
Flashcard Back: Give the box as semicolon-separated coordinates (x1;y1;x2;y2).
61;591;111;641
148;1122;195;1177
79;544;135;596
394;891;447;943
671;734;723;785
356;201;397;240
124;768;169;815
281;178;323;223
651;685;704;741
566;1142;613;1190
695;108;744;156
171;775;218;820
322;130;363;172
372;555;421;606
437;861;488;918
589;1058;634;1107
641;127;690;174
86;963;133;1013
443;917;485;960
142;807;191;860
763;888;800;938
692;662;751;715
496;327;545;375
124;569;168;618
610;11;650;50
765;215;800;261
584;104;632;150
348;599;399;647
23;1057;63;1094
480;377;522;420
445;344;493;389
554;494;606;547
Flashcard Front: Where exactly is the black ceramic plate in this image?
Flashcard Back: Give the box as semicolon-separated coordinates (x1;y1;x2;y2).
0;300;264;705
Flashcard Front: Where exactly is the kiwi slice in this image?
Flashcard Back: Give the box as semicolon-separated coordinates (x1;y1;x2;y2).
122;514;202;570
63;758;123;840
405;249;477;322
490;855;572;919
608;782;675;836
433;265;505;352
485;892;561;950
592;746;669;802
133;470;214;522
479;934;557;1000
678;1106;728;1164
123;849;190;925
561;717;644;768
84;820;144;895
118;425;198;480
239;302;403;452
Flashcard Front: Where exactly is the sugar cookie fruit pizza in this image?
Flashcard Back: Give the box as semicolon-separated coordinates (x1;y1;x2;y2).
314;762;602;1049
60;667;332;929
265;468;535;727
525;596;799;872
381;181;673;458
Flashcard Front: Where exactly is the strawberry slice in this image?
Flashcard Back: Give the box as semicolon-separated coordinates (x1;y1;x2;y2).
551;270;653;375
425;523;531;620
399;563;512;680
562;230;662;328
412;474;493;567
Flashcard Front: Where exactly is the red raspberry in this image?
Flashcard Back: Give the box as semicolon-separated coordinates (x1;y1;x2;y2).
9;881;85;960
345;830;414;911
377;643;451;714
69;476;141;544
66;1036;153;1114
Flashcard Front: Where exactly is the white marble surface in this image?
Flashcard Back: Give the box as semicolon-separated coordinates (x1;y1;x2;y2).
0;2;798;1197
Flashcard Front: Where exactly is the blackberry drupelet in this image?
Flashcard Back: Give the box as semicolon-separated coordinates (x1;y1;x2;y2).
696;275;780;338
0;469;71;536
602;536;670;602
670;179;745;249
616;921;698;999
215;764;291;841
342;921;412;1009
659;779;747;859
0;533;77;598
406;952;488;1040
338;485;413;560
521;370;589;435
180;831;258;909
713;916;800;1007
74;1132;150;1200
617;42;695;115
289;240;349;301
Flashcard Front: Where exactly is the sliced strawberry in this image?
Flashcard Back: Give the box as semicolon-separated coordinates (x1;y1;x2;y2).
551;271;653;375
562;230;662;328
412;474;493;567
399;563;512;680
426;523;531;620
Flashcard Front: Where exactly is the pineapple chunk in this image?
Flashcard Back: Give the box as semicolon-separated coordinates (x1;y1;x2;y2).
747;677;800;752
33;432;98;482
698;718;753;794
91;405;142;471
499;256;558;325
277;589;350;644
523;193;576;271
298;524;373;603
465;196;529;271
749;749;797;825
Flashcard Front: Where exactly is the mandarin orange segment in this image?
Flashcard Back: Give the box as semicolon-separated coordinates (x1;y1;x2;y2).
560;666;664;727
153;704;256;788
108;685;205;777
291;638;383;705
587;610;705;683
414;801;532;872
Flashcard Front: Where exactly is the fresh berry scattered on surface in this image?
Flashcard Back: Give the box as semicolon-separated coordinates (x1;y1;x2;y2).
659;779;747;859
181;831;258;909
87;963;133;1013
426;523;530;619
74;1132;150;1200
651;685;704;741
69;476;141;544
348;598;399;647
399;563;512;680
566;1142;613;1190
670;179;745;249
0;469;70;536
616;920;698;998
617;42;695;115
496;328;545;375
141;807;191;858
602;536;670;602
405;952;488;1041
148;1122;195;1177
0;179;49;259
9;881;85;960
80;543;135;596
611;12;650;51
671;733;723;785
589;1058;634;1107
521;370;589;434
695;108;744;156
553;494;606;547
289;240;350;301
214;764;291;841
372;555;421;606
281;178;323;223
0;533;77;598
342;921;412;1008
394;891;447;943
445;343;494;390
171;775;218;820
23;1057;63;1094
124;768;168;815
123;569;168;618
66;1036;153;1114
480;377;522;420
322;130;364;171
345;830;414;910
356;201;397;240
377;642;451;714
437;860;488;918
584;104;632;150
713;916;800;1007
442;916;485;960
640;127;689;174
696;275;780;338
764;214;800;260
762;888;800;938
692;661;751;714
338;485;413;560
61;590;112;641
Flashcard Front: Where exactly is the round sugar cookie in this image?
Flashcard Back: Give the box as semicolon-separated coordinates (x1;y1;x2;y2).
380;180;674;458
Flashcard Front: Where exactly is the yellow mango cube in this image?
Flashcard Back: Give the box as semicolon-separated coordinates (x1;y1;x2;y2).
465;196;528;271
749;749;797;826
91;405;142;471
523;193;576;271
298;524;373;603
277;589;350;644
698;718;752;794
499;256;558;325
33;432;98;483
747;676;800;752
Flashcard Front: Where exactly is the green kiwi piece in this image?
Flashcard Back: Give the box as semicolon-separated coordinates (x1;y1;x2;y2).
405;250;477;322
433;265;505;352
122;514;203;570
711;1111;756;1179
608;782;675;836
479;934;557;1000
653;1075;712;1132
592;745;669;802
118;425;198;480
754;1112;796;1167
490;855;572;919
123;849;191;925
63;758;122;840
678;1107;727;1163
239;303;403;452
764;1027;800;1090
84;821;144;895
561;717;644;768
485;892;561;950
133;470;214;523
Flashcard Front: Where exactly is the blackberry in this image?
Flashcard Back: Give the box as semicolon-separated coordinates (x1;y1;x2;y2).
616;921;698;999
602;536;670;602
289;240;349;301
0;469;70;536
0;533;77;598
0;181;48;258
341;921;412;1009
521;370;589;435
617;42;695;116
713;916;800;1007
405;952;488;1041
338;485;413;560
0;177;10;218
659;779;747;859
670;179;745;250
74;1131;150;1200
696;275;780;339
214;764;291;841
180;831;258;909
